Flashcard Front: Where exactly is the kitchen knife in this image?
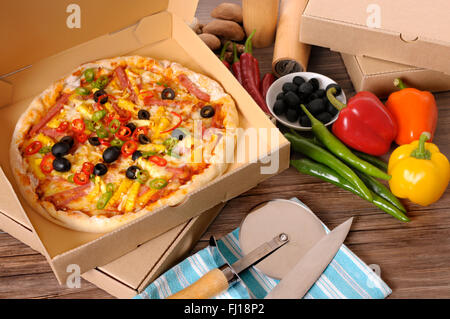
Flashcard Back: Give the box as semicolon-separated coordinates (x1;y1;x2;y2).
265;217;353;299
168;233;289;299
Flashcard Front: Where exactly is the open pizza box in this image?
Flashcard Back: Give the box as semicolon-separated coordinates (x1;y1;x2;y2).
341;54;450;98
299;0;450;76
0;0;290;288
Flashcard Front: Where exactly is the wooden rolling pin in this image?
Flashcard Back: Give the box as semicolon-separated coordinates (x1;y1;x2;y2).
272;0;311;77
242;0;279;48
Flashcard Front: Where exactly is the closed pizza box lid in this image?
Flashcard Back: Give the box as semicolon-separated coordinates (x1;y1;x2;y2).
0;0;198;78
300;0;450;75
341;54;450;98
0;2;290;285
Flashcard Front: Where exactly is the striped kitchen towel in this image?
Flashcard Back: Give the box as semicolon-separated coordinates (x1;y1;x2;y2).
135;198;392;299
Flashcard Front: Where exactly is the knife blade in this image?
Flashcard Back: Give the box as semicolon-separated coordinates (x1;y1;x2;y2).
265;217;353;299
168;233;289;299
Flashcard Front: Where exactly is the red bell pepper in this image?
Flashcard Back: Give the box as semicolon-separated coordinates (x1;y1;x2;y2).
327;88;397;156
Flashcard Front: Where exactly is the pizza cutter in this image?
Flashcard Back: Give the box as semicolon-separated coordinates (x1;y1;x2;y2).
168;199;351;299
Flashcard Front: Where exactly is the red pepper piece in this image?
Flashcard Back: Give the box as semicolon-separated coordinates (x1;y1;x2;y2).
121;140;138;156
260;73;275;100
328;88;397;156
231;42;242;84
81;162;94;175
149;155;167;167
40;153;55;174
74;171;90;185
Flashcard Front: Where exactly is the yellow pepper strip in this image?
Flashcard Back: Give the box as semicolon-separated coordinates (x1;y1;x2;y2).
29;158;46;180
124;181;141;213
137;188;158;208
118;98;137;114
388;132;450;206
35;133;55;146
107;179;133;208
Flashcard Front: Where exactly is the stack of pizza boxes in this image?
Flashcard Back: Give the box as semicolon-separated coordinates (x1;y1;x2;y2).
0;0;289;297
299;0;450;97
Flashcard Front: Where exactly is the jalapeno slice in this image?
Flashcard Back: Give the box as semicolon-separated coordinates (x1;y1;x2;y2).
96;125;109;139
83;68;95;83
92;110;107;122
136;169;150;184
149;178;167;189
96;191;113;209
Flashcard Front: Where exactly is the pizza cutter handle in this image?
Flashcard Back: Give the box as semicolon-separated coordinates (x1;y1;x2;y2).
167;268;230;299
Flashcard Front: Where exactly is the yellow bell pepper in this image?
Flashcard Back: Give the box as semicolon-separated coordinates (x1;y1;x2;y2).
388;132;450;206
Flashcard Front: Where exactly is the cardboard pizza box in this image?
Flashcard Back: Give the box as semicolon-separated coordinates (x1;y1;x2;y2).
0;0;290;285
341;54;450;98
299;0;450;75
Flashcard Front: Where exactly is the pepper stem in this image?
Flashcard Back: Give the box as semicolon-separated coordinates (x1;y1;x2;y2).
394;78;407;90
220;41;231;61
326;87;346;111
410;132;432;160
244;29;256;55
233;42;239;63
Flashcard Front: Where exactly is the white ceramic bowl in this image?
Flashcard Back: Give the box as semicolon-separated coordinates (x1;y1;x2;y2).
266;72;347;131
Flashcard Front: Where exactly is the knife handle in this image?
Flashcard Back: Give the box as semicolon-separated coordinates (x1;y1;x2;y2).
168;268;229;299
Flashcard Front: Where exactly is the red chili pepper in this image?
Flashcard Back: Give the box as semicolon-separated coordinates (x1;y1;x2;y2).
149;155;167;167
118;110;132;124
220;41;231;69
81;162;94;175
115;126;132;141
99;137;112;147
56;121;69;133
74;171;90;185
161;112;182;134
232;42;242;84
24;141;43;155
240;30;270;114
75;132;88;143
132;127;149;141
328;89;397;156
121;140;138;156
260;73;275;100
71;119;85;133
40;153;55;174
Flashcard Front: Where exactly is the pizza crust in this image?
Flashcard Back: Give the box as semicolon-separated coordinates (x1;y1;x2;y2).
10;56;239;233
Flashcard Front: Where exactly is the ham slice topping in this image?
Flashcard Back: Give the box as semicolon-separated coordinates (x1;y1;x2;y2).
177;74;210;102
29;93;70;136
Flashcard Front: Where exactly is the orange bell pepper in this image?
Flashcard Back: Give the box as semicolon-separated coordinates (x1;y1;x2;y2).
386;78;438;145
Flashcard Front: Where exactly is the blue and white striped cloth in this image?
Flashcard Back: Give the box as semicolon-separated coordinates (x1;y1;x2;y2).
135;198;391;299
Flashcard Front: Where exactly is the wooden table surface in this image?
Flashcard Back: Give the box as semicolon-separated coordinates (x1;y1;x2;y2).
1;0;450;299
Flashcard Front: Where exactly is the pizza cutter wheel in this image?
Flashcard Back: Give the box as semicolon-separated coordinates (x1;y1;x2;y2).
239;199;326;280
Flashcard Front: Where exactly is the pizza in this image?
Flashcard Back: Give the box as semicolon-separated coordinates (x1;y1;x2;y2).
10;56;238;233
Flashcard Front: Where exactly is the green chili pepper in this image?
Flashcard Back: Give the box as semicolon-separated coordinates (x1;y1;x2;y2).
67;174;75;183
149;178;167;189
92;110;107;122
141;151;157;158
300;104;391;181
96;125;109;139
163;137;178;151
96;191;113;209
92;75;109;89
106;183;115;193
75;87;90;95
352;151;388;172
290;158;409;222
84;119;96;131
38;146;51;154
137;169;150;184
83;68;95;83
108;119;121;134
284;132;372;201
353;170;406;213
90;174;96;182
111;138;124;147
